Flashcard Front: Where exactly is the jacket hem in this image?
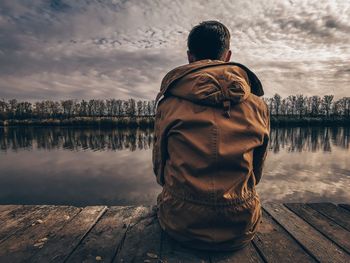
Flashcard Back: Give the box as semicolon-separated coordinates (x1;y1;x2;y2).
158;215;254;252
163;185;257;207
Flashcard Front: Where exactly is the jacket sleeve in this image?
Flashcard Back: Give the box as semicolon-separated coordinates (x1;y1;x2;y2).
253;103;270;185
152;100;169;186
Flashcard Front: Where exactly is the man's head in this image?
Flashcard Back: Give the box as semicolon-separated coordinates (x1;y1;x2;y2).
187;20;231;63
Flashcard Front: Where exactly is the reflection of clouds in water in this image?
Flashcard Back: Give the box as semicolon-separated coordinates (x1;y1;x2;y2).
0;126;349;205
258;148;350;203
0;149;161;205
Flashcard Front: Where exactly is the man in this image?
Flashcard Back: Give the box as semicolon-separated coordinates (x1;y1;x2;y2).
152;20;270;251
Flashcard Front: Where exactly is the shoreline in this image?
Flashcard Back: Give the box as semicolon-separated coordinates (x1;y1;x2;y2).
0;116;349;127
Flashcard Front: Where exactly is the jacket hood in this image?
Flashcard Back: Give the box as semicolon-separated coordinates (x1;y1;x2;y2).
156;59;264;109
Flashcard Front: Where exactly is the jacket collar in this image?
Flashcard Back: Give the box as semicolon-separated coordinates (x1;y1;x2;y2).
156;59;264;106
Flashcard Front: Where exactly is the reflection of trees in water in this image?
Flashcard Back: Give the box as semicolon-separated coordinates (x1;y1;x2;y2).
269;126;350;153
0;127;154;151
0;126;349;152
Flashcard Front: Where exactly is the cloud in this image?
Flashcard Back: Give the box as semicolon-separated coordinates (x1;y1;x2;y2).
0;0;349;100
0;49;179;100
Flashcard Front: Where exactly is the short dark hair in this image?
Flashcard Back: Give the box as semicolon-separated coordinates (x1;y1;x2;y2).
187;20;231;60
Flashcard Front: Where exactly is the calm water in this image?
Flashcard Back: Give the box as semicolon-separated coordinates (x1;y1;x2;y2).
0;126;349;206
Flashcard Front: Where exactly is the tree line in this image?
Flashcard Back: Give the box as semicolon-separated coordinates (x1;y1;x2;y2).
0;94;349;120
0;99;156;120
263;94;350;118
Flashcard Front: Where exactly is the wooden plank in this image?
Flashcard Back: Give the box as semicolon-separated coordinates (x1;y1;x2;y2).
114;206;162;263
0;205;52;243
0;205;21;218
253;210;316;263
0;205;19;212
0;205;39;227
308;203;350;232
209;243;263;263
0;204;349;262
0;205;81;263
285;203;350;254
160;230;210;262
264;203;350;263
339;204;350;213
66;206;151;263
29;206;107;263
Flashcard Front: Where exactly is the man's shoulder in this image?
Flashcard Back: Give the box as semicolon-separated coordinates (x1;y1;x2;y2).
245;93;269;113
245;94;270;128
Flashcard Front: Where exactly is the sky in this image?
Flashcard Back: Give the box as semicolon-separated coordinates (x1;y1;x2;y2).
0;0;349;101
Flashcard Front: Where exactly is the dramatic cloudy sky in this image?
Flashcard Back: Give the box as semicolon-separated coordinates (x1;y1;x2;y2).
0;0;349;101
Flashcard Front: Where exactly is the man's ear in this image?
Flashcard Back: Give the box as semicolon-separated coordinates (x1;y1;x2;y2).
187;50;196;63
223;50;232;62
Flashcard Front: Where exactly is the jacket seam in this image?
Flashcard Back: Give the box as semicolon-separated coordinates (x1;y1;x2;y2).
211;108;218;204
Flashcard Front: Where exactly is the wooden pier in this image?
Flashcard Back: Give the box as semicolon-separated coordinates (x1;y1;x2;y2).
0;203;349;262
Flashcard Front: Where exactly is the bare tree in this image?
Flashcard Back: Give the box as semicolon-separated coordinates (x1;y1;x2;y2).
296;95;305;118
137;100;143;116
311;96;321;117
322;95;334;117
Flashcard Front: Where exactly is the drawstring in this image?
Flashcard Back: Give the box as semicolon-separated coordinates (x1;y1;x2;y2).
222;100;231;118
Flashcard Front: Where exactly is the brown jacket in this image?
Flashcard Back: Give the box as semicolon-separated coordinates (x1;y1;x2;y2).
152;59;270;251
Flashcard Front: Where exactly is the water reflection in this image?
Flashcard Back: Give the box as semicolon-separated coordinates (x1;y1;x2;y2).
0;126;349;205
1;126;349;152
269;127;349;153
0;127;154;152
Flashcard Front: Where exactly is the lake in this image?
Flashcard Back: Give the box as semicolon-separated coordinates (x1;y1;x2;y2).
0;126;349;206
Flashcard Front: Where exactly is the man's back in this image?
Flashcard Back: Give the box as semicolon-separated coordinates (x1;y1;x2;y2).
153;59;270;251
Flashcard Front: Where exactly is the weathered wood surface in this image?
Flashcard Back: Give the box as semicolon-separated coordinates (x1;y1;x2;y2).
264;203;349;263
0;203;349;263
